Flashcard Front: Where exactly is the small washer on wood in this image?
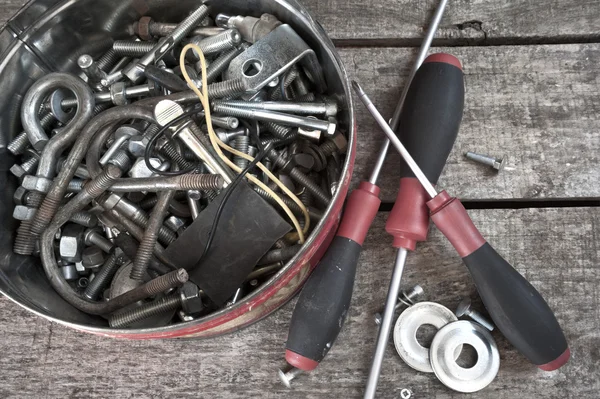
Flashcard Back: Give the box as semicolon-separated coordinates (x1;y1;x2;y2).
393;302;459;373
430;320;500;393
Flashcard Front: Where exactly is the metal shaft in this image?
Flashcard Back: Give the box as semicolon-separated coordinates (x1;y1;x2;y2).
354;82;437;198
367;0;448;185
364;249;408;399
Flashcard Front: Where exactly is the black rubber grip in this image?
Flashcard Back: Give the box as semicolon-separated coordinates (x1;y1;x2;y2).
286;236;362;364
463;243;569;366
145;65;189;92
398;60;465;183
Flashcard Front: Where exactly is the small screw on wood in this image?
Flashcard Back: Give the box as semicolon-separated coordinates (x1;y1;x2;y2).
465;151;508;171
277;367;304;388
455;297;495;331
374;285;424;325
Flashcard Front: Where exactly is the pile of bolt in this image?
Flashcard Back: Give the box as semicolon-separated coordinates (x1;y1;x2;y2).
387;288;499;393
9;4;347;328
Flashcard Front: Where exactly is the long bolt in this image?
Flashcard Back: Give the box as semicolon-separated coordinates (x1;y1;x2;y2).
212;103;336;135
134;16;223;40
84;251;120;300
465;151;508;171
455;297;495;331
8;113;55;155
189;29;242;57
263;122;294;140
96;48;121;72
60;83;159;109
374;285;424;325
109;293;182;328
218;100;338;117
109;174;224;192
113;40;156;57
156;140;196;170
122;3;210;83
205;46;245;83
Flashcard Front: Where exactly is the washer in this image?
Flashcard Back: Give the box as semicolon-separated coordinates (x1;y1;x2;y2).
393;302;459;373
430;321;500;393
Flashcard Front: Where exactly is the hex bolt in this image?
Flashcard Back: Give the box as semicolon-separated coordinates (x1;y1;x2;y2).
13;190;44;255
109;174;224;192
212;103;336;135
83;228;114;253
133;16;223;41
232;135;250;170
154;100;234;184
465;151;508;172
113;40;156;57
122;3;210;83
277;367;304;389
82;246;105;269
455;297;495;331
10;152;40;181
8;112;55;155
374;285;424;325
78;54;106;84
189;29;242;57
84;251;119;300
60;83;161;109
109;281;203;328
218;100;338;117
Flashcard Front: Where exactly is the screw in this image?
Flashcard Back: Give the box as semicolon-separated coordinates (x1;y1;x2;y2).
455;297;495;331
189;29;242;58
465;151;508;171
374;285;424;325
277;367;304;388
133;16;223;41
113;40;156;57
204;46;246;84
218;100;338;117
270;66;299;100
84;251;120;300
96;48;121;72
78;54;106;84
10;152;40;181
69;211;98;227
83;229;114;253
155;139;196;170
232;135;250;170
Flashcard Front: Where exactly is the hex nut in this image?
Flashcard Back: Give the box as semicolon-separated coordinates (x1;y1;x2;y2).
329;132;348;154
129;157;161;179
82;246;105;268
128;135;150;157
59;224;85;263
136;16;153;41
13;187;28;205
180;282;203;314
13;205;37;221
10;164;27;180
110;82;128;106
22;175;52;193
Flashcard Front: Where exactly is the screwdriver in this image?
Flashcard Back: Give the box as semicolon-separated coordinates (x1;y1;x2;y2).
353;81;571;373
284;0;449;374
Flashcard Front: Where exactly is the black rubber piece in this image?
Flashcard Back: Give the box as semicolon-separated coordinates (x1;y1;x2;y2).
398;61;465;184
463;243;568;365
145;65;189;92
286;236;362;364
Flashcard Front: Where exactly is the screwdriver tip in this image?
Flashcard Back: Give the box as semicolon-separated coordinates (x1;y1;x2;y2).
351;80;365;96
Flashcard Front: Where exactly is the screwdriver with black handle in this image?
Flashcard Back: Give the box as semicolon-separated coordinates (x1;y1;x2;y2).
354;80;571;373
284;0;450;373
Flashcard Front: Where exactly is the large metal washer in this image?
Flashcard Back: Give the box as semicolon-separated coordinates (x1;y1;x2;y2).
393;302;459;373
430;320;500;393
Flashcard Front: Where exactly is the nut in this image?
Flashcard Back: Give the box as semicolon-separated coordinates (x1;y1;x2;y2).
110;82;129;106
10;164;28;180
136;16;153;41
129;157;161;179
329;132;348;154
82;246;105;268
22;175;52;193
128;135;150;157
13;187;28;205
13;205;37;221
180;282;203;314
60;264;79;281
59;224;85;263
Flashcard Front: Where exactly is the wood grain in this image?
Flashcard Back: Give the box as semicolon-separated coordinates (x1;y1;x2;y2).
345;43;600;202
0;208;597;398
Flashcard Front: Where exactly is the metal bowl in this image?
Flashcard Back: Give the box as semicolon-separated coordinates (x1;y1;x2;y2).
0;0;355;338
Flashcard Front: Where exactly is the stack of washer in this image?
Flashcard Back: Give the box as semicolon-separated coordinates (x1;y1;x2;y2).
393;301;500;393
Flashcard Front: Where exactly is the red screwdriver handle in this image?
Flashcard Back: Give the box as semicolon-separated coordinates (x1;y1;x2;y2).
428;191;570;370
386;54;465;250
286;182;381;371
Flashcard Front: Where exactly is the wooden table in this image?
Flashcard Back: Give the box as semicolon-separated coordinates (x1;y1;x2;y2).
1;1;599;397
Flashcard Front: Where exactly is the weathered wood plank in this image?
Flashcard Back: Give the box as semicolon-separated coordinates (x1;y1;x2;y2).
303;0;600;44
347;43;600;202
0;207;597;398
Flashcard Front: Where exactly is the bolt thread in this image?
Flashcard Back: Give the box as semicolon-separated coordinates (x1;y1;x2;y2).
159;142;195;170
14;220;36;255
299;188;313;207
294;93;316;102
24;191;44;207
211;102;253;118
84;165;123;198
179;174;224;190
94;103;112;116
289;168;330;207
88;232;114;253
67;179;85;192
263;122;293;140
205;190;219;202
140;268;188;297
107;150;132;171
233;135;250;170
7;132;30;156
192;29;241;56
206;46;245;83
208;78;246;99
30;195;61;237
144;123;162;138
270;67;299;100
170;4;210;42
252;186;322;221
18;156;39;175
69;211;97;228
109;294;182;328
130;234;156;281
113;40;156;57
158;225;176;245
84;252;119;300
96;48;121;72
319;140;339;158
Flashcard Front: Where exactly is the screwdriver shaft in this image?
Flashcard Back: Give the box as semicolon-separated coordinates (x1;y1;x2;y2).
368;0;449;185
